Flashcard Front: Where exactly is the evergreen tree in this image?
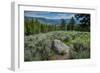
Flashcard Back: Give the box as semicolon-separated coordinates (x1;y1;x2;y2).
60;19;66;30
75;14;90;31
67;17;75;31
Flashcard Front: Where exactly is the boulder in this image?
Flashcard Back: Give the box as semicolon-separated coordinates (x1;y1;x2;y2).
52;39;71;55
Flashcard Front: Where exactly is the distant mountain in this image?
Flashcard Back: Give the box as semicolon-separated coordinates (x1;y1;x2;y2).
24;16;79;25
37;17;71;25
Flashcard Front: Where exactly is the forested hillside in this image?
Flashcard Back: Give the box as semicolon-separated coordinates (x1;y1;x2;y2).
24;13;90;35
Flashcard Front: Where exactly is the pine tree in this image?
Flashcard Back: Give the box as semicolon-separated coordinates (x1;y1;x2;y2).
67;17;75;31
75;14;90;31
60;19;66;30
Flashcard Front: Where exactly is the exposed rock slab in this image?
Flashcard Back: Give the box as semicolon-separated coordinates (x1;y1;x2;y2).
52;39;71;53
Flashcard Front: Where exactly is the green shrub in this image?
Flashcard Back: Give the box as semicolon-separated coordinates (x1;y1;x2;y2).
24;31;90;61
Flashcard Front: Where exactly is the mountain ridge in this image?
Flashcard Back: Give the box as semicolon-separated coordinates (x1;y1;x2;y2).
25;16;79;25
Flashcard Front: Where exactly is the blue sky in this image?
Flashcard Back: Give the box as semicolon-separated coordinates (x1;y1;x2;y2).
24;11;75;19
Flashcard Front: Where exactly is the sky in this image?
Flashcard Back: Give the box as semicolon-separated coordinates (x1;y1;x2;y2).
24;11;75;19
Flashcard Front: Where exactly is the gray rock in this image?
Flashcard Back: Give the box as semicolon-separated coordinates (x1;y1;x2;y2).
52;39;71;54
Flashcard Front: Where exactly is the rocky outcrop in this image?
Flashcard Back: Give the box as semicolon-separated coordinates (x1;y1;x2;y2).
52;39;71;54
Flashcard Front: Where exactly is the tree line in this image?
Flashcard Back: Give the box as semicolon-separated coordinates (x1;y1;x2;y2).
24;14;90;35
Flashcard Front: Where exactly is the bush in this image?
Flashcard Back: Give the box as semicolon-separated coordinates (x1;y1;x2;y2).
24;31;90;61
